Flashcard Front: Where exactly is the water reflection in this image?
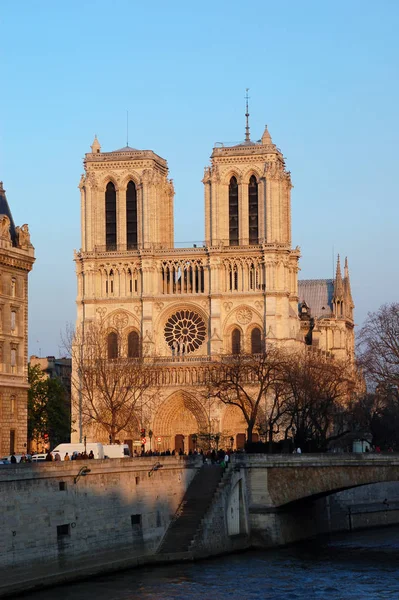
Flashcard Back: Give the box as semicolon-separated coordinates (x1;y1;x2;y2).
15;527;399;600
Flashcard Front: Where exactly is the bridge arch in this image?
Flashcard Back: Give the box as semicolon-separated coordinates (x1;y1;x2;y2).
263;459;399;507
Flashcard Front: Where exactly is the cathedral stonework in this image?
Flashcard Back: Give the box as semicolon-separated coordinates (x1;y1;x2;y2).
72;124;355;451
0;183;35;456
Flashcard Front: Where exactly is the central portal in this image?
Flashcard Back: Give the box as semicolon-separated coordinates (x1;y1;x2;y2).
152;391;208;453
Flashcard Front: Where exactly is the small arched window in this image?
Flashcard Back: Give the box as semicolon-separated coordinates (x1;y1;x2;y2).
128;331;140;358
107;332;118;359
105;182;117;251
232;329;241;355
126;181;137;250
251;328;262;354
229;176;239;246
248;175;258;244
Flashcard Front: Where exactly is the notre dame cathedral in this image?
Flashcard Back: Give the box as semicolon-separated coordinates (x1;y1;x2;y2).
73;118;355;451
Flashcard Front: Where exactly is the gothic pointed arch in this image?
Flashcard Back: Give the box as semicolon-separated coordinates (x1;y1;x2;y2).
126;180;137;250
128;330;140;357
229;176;239;246
152;391;209;451
107;331;118;359
105;181;117;251
250;327;262;354
248;174;259;244
232;328;241;354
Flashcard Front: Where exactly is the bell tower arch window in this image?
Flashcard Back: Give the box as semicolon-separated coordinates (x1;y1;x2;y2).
232;328;241;355
248;175;258;244
105;182;117;251
126;181;137;250
229;176;239;246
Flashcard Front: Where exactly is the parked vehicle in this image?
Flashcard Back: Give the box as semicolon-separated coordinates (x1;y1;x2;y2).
31;454;47;461
103;444;131;458
51;443;104;460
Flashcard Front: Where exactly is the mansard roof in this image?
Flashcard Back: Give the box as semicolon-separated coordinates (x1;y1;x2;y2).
298;279;334;318
0;182;17;246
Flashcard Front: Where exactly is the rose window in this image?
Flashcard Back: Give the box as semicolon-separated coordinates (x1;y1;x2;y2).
164;310;206;354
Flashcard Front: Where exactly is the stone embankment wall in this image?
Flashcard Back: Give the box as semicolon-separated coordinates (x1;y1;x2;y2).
2;453;399;596
0;457;199;571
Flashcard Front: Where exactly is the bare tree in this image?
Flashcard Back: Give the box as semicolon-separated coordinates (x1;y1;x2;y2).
358;303;399;391
282;349;353;451
70;320;159;443
207;348;285;444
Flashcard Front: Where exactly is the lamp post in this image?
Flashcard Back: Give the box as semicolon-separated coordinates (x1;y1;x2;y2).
149;430;153;451
192;433;197;452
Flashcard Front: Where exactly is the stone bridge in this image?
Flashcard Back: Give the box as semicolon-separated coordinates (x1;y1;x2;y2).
196;453;399;553
237;454;399;508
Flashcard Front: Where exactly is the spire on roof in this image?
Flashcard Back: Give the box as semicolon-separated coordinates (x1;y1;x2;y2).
343;256;355;315
333;254;344;299
245;88;251;142
91;135;101;154
261;125;272;145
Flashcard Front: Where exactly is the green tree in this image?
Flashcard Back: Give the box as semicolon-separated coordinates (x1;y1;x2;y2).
28;364;70;450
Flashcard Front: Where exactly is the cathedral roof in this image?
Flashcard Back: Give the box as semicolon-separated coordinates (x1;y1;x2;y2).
0;182;17;246
111;145;139;152
298;279;334;318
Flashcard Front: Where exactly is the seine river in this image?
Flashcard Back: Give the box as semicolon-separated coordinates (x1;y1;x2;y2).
17;527;399;600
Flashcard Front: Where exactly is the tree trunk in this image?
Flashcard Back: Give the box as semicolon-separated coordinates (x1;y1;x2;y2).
247;421;254;443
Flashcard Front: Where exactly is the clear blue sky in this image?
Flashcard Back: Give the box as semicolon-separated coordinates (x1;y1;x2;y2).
1;1;398;356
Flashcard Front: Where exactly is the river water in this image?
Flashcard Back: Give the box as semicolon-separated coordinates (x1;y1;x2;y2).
16;527;399;600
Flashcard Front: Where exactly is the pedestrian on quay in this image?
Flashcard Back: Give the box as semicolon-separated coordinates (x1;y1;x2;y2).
64;452;70;461
45;450;53;461
10;453;17;464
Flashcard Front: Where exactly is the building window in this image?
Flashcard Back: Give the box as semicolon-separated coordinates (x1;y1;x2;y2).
11;278;16;297
107;332;118;359
232;329;241;355
126;181;138;250
105;182;117;251
11;347;16;373
164;310;207;355
11;311;16;332
251;328;262;354
9;429;15;454
10;396;15;415
248;175;259;244
128;331;140;358
57;524;70;538
229;176;239;246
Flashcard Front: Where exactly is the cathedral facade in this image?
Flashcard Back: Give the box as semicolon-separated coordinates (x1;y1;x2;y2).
0;183;35;456
73;123;354;451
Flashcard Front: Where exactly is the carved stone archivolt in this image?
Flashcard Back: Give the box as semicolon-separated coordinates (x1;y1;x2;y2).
237;307;252;325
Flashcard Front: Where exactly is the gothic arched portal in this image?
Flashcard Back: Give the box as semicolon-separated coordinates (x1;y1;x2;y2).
152;391;209;452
